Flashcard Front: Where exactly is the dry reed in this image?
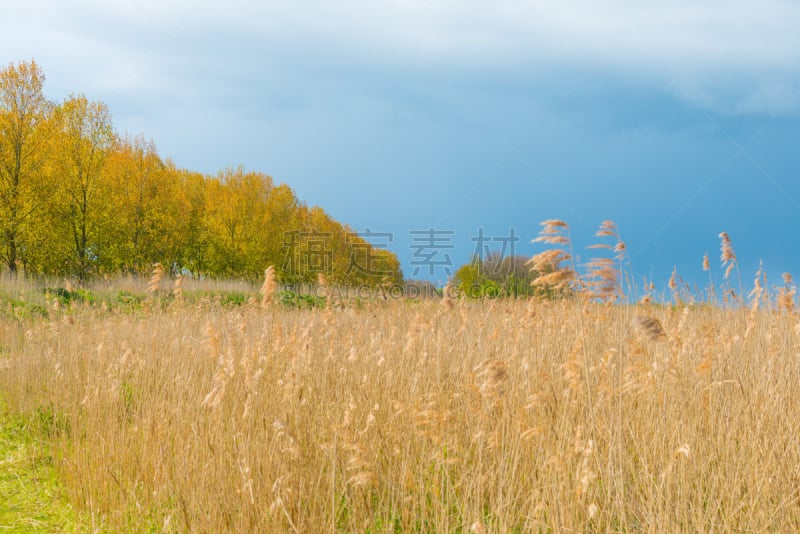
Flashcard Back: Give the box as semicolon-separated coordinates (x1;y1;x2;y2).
2;293;800;532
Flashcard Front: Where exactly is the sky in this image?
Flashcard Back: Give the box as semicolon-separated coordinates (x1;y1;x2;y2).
3;0;800;294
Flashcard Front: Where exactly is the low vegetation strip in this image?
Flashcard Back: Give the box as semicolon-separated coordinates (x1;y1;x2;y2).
0;400;77;532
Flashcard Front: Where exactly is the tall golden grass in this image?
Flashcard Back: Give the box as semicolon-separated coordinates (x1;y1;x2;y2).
1;225;799;531
2;293;800;531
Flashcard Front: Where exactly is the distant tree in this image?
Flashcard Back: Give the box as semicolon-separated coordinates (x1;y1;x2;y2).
452;253;538;298
404;279;439;299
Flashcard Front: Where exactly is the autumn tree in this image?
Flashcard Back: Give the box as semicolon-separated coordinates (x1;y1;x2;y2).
175;168;208;276
0;60;54;274
284;206;401;287
202;167;275;277
104;136;192;274
264;184;304;281
0;61;405;284
53;94;116;279
156;159;196;273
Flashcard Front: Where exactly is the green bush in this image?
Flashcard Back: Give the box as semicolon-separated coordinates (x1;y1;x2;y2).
44;287;96;306
279;289;325;309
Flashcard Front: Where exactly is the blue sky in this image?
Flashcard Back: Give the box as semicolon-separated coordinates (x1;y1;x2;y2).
3;1;800;294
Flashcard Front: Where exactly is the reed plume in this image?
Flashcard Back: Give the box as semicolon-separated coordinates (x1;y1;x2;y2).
527;220;576;296
317;272;332;307
719;232;744;305
702;253;717;304
778;272;796;313
719;232;737;281
441;280;455;310
668;266;680;303
173;274;184;305
260;266;277;307
147;263;164;295
747;262;764;313
633;314;667;341
585;220;625;302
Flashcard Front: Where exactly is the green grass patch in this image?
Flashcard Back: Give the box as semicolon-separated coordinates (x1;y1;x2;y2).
279;289;326;309
0;298;49;321
43;288;96;307
188;290;250;306
0;400;78;532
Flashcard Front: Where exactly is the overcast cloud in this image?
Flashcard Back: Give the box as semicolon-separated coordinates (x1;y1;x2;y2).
3;1;800;286
6;1;800;111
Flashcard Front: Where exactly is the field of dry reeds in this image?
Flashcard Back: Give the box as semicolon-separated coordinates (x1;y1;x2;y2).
2;223;800;532
2;281;800;532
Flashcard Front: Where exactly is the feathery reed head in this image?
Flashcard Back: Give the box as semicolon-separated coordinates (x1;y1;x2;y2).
719;232;737;280
528;220;575;295
148;263;164;294
668;266;677;291
595;219;617;237
585;220;625;302
260;266;277;307
633;314;667;341
533;219;570;245
778;286;796;313
441;280;455;309
173;274;184;304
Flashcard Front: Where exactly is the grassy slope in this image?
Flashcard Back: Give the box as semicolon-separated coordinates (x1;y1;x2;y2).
0;400;77;532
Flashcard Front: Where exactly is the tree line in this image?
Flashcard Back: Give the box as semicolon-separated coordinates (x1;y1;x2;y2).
0;60;402;284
